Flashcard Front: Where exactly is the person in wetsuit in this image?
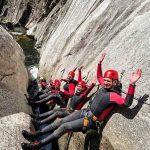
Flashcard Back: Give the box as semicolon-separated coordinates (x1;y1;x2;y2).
21;53;142;150
26;77;49;101
30;80;95;127
29;68;81;107
28;79;61;105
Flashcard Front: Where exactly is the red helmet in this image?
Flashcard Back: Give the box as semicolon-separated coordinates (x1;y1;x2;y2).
78;80;86;87
68;71;75;77
54;79;61;86
52;83;56;87
104;70;118;80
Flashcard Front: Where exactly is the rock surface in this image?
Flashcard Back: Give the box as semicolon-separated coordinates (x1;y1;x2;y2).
0;112;30;150
32;0;150;149
0;26;28;95
0;26;30;149
1;0;150;149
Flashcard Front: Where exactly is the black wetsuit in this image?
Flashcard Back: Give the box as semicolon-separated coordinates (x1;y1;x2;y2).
28;83;135;147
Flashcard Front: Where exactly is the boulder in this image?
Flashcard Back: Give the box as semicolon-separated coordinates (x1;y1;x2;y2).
0;26;30;149
0;112;30;149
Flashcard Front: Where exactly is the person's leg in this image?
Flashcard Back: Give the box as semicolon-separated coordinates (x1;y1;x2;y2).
35;94;54;104
31;109;53;118
22;110;82;141
41;110;82;133
41;118;84;146
39;110;69;124
21;113;84;149
30;107;61;118
39;92;50;99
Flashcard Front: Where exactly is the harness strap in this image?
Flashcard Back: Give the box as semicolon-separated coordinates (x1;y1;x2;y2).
83;115;103;134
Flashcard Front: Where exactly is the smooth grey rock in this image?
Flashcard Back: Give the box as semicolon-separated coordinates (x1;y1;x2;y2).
1;0;150;149
0;112;30;150
0;26;30;149
0;26;29;117
28;0;150;149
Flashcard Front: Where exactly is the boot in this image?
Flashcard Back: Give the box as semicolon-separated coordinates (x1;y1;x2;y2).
31;119;41;128
22;130;40;142
21;141;41;150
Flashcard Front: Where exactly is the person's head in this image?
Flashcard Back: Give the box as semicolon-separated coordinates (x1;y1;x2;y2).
54;79;61;89
67;71;75;80
103;70;118;89
40;77;46;82
76;80;87;93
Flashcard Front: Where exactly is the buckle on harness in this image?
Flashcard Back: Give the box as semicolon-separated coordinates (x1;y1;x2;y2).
92;115;97;121
92;115;103;134
83;117;88;133
96;120;103;134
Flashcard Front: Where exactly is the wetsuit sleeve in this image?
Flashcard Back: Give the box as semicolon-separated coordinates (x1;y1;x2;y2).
63;83;75;97
110;84;135;107
97;63;104;86
61;79;68;82
124;84;135;107
78;70;82;82
81;83;95;97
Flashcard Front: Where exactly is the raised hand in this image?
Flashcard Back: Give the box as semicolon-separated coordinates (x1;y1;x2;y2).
130;69;142;84
99;53;106;64
78;66;84;71
72;67;77;72
60;79;68;82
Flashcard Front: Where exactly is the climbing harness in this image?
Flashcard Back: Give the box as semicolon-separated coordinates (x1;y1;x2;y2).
83;116;89;132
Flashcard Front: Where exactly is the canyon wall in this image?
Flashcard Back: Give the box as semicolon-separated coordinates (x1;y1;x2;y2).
1;0;150;149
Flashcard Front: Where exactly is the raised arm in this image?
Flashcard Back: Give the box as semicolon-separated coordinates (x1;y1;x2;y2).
81;76;97;97
97;53;106;86
78;66;84;82
124;69;142;107
110;69;142;106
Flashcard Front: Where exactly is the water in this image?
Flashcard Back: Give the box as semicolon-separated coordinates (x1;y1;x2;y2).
16;35;40;80
16;35;40;67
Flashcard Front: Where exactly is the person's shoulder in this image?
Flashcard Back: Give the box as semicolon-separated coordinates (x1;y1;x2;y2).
70;79;78;85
